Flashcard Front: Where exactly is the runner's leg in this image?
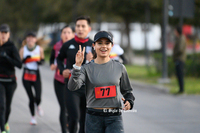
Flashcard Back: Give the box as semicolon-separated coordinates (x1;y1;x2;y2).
0;83;6;131
23;79;35;116
5;81;17;123
105;115;124;133
54;79;66;133
85;113;104;133
66;88;80;133
33;71;42;106
79;90;86;133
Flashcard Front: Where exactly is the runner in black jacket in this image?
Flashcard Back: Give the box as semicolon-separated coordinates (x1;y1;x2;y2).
57;16;93;133
0;24;22;133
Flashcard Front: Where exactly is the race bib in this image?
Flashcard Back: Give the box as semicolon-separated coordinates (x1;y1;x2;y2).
94;85;117;99
24;70;37;81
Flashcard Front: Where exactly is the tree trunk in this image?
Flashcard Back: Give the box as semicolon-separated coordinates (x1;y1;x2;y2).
124;19;134;64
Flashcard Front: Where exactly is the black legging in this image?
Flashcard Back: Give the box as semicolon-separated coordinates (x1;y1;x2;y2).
175;60;184;92
22;69;42;116
66;85;86;133
54;79;67;133
0;81;16;131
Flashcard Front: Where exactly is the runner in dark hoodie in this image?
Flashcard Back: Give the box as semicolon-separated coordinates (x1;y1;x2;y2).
57;16;93;133
0;24;22;133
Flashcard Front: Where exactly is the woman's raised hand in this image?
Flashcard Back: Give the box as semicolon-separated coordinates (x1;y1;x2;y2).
75;45;85;67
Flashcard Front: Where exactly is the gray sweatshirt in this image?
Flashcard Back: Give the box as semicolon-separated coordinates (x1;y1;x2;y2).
68;59;134;108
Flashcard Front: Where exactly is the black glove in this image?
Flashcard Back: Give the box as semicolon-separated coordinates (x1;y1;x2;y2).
37;59;45;65
22;55;31;63
0;51;7;57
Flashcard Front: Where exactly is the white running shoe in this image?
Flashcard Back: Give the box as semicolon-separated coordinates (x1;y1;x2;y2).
30;117;37;125
37;106;44;117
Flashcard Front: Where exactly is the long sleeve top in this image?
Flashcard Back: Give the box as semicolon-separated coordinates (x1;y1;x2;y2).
56;38;93;77
0;40;22;81
68;59;135;109
173;35;187;62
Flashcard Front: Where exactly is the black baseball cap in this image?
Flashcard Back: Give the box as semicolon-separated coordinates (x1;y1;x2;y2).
94;31;113;44
0;24;10;32
25;31;36;37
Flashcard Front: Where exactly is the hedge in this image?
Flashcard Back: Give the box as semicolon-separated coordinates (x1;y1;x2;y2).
153;52;200;77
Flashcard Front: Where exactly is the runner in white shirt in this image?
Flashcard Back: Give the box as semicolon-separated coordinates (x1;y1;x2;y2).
19;31;45;125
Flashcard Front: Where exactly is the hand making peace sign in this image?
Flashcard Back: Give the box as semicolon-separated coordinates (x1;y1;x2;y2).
75;45;85;67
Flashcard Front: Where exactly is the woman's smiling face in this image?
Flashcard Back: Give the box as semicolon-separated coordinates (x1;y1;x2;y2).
93;38;113;58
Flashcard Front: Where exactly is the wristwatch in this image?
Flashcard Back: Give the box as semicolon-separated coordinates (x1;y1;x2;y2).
73;64;81;70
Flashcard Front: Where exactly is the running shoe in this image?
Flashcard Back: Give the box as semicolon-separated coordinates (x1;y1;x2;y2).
36;106;44;116
30;117;37;125
4;123;10;133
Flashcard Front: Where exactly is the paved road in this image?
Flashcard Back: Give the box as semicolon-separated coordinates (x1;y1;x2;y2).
8;65;200;133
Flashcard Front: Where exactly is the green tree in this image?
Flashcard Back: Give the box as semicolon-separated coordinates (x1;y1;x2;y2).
1;0;200;53
0;0;74;33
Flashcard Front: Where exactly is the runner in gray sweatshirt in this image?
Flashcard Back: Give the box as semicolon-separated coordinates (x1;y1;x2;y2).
68;31;135;133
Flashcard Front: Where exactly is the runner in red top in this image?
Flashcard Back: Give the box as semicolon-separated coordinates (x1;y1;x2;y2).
49;25;74;133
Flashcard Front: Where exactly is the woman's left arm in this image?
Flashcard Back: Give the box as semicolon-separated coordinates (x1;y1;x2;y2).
37;46;45;65
4;44;22;68
40;46;45;59
120;65;135;110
